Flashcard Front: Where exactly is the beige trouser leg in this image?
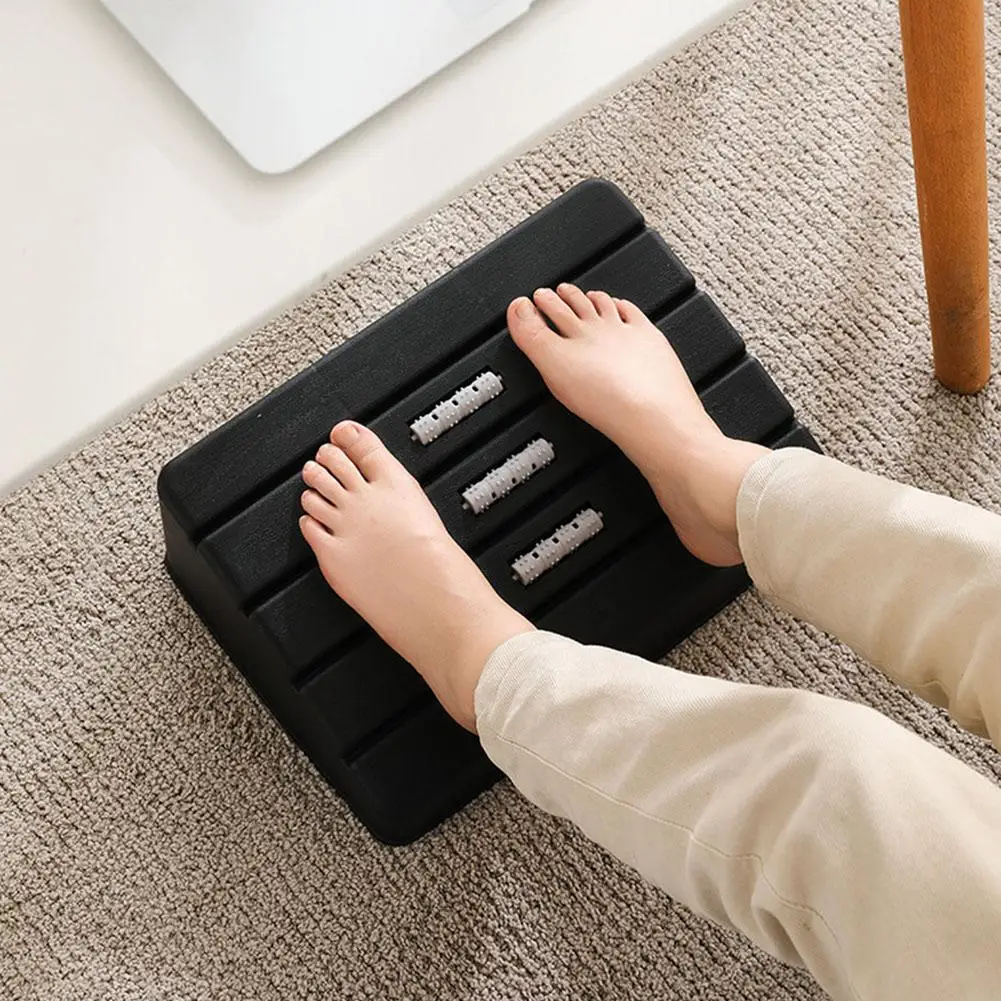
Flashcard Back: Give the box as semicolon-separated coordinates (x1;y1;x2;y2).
473;448;1001;1001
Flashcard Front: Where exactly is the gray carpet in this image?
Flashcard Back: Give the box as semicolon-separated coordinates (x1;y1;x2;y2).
4;0;1001;997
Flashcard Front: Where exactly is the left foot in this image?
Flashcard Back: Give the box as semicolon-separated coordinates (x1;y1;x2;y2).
299;421;534;732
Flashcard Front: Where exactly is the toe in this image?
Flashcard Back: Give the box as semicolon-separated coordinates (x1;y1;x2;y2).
615;297;647;324
299;513;333;550
330;421;397;483
303;459;347;504
533;287;582;336
557;283;596;320
507;296;560;361
301;489;339;532
316;443;365;491
587;290;620;321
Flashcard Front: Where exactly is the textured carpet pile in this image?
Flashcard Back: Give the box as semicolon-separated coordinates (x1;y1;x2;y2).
4;1;1001;998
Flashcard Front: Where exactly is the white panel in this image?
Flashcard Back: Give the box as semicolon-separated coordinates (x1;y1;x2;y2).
101;0;533;172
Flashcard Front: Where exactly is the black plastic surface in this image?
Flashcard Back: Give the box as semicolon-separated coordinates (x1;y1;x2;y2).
159;179;821;845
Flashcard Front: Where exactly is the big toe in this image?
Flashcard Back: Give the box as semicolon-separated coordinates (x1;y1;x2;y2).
329;421;399;482
507;296;558;366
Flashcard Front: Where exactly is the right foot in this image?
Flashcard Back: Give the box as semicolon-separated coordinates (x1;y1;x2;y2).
507;285;769;566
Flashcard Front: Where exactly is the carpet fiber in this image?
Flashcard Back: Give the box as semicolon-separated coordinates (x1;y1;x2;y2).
4;1;1001;997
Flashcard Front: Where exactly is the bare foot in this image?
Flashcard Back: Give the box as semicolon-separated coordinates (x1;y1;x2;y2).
299;421;534;732
507;284;769;566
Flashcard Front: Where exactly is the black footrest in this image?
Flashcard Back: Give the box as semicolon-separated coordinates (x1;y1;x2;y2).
159;179;820;845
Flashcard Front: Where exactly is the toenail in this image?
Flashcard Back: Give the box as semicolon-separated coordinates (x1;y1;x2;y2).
515;298;535;319
534;287;553;298
334;422;361;445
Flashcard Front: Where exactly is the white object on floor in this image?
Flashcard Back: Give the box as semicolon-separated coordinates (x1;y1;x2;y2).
0;0;748;499
99;0;535;174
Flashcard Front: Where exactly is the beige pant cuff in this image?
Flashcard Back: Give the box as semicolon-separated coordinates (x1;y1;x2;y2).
736;446;830;597
473;629;565;731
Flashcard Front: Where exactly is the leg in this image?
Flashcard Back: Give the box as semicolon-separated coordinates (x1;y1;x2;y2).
476;630;1001;1001
738;448;1001;740
510;286;1001;743
899;0;990;392
297;418;1001;1001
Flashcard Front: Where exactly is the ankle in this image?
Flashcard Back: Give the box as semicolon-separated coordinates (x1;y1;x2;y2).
436;593;535;733
628;426;768;566
684;436;770;541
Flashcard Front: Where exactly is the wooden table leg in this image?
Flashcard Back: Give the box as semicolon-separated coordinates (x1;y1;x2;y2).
899;0;990;393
